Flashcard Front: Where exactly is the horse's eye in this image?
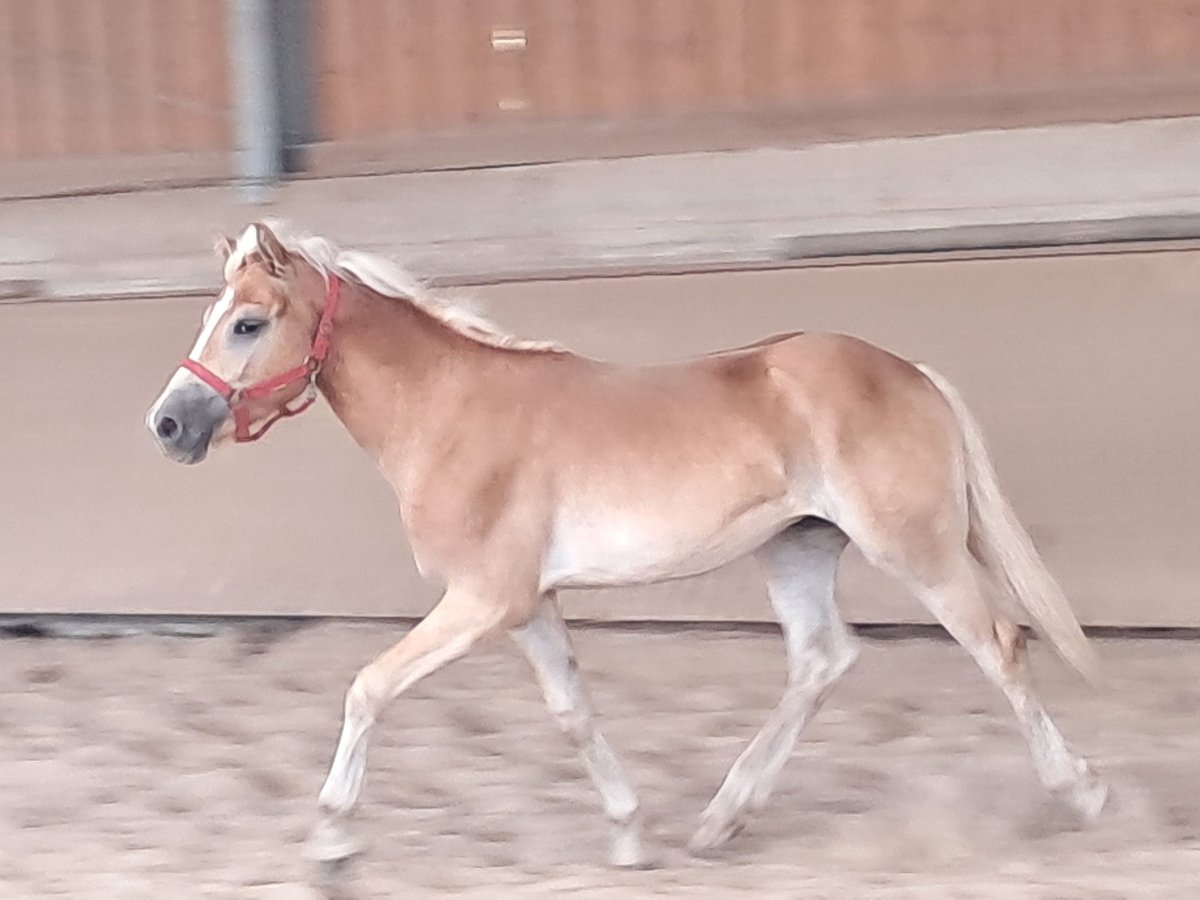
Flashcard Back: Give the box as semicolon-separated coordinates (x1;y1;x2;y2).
233;318;266;337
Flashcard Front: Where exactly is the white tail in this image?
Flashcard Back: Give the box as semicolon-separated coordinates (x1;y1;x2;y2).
917;364;1100;685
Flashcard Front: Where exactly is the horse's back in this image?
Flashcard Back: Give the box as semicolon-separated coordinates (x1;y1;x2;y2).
695;330;938;431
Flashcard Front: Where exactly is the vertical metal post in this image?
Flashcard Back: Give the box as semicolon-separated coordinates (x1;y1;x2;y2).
274;0;314;173
226;0;283;203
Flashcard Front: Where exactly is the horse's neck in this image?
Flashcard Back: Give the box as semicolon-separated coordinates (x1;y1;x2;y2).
318;280;474;464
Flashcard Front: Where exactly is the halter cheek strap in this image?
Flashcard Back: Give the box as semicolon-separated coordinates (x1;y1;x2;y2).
181;275;342;443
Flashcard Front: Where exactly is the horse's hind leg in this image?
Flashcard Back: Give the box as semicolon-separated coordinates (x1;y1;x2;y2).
690;519;857;853
849;514;1107;820
902;554;1107;818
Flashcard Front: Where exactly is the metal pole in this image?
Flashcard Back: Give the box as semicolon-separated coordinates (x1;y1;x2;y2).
226;0;283;203
275;0;314;173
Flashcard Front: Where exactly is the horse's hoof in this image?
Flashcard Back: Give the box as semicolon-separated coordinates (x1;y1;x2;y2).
614;854;662;868
311;857;363;900
688;812;747;855
608;823;657;869
307;818;363;864
609;844;658;870
1067;770;1110;823
610;852;659;870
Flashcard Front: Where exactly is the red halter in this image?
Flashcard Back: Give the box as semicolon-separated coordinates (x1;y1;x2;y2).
181;275;342;443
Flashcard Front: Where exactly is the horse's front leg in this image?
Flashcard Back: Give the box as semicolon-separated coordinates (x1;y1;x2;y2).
310;589;506;866
510;595;648;867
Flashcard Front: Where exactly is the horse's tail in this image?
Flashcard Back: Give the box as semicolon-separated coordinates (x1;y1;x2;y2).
917;364;1100;686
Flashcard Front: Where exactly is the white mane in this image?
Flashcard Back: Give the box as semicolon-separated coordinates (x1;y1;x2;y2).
225;221;563;353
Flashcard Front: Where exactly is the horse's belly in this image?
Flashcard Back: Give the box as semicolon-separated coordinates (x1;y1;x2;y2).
540;501;792;591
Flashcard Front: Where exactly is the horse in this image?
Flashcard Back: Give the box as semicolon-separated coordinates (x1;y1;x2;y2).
145;221;1107;870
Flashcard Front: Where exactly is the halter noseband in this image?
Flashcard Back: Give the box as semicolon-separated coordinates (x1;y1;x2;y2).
180;275;342;443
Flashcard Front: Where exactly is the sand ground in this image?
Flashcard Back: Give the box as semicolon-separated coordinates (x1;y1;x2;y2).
1;624;1196;898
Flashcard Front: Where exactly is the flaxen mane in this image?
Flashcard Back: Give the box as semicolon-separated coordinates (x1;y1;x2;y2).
226;220;563;353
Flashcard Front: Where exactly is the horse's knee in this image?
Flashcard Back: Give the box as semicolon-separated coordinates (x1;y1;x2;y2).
550;704;592;745
787;626;858;687
344;668;385;724
828;635;860;681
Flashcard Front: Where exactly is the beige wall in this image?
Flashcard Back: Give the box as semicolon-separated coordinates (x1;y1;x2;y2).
3;250;1198;626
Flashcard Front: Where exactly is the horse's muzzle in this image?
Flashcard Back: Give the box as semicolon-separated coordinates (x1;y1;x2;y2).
146;380;229;465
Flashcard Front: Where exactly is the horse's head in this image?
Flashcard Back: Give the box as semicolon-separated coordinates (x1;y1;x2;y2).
146;222;332;463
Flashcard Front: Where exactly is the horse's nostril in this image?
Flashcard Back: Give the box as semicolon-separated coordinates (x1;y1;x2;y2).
157;415;179;440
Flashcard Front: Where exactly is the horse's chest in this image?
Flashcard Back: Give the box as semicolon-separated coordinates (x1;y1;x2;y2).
396;463;540;580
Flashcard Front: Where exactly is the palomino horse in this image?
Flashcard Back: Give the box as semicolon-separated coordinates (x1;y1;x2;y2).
146;222;1107;869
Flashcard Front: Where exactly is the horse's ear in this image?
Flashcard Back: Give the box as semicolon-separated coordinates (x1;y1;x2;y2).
252;221;290;275
214;235;236;264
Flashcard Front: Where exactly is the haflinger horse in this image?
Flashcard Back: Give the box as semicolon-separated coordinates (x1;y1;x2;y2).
146;221;1107;870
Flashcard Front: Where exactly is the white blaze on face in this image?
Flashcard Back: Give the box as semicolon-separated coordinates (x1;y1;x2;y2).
145;285;237;428
145;224;267;437
188;286;235;361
